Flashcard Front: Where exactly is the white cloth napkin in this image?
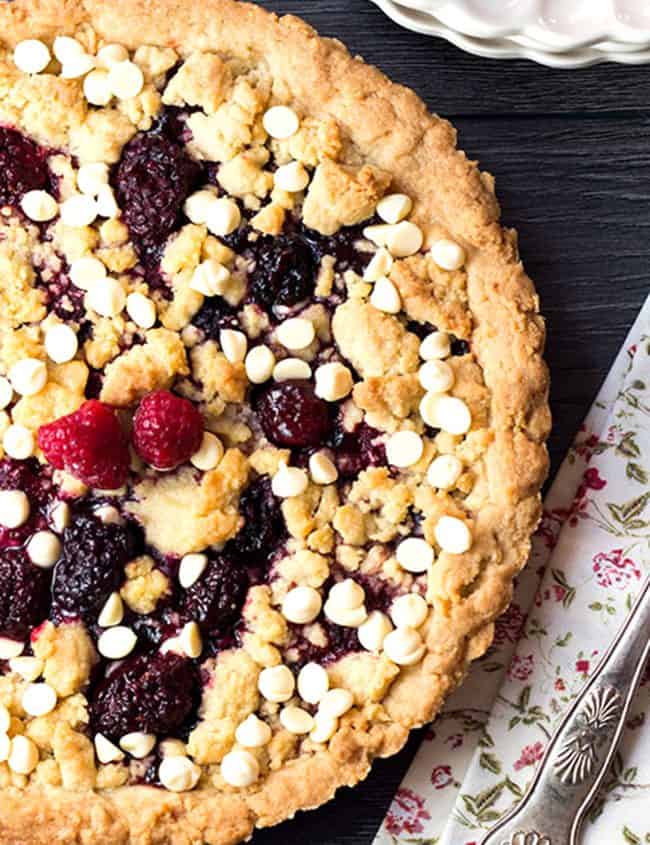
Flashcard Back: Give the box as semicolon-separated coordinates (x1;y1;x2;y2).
374;295;650;845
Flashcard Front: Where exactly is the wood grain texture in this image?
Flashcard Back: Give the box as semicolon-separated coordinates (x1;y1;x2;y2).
249;2;650;842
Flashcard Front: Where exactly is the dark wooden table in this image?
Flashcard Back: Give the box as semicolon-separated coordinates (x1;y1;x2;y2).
251;3;650;842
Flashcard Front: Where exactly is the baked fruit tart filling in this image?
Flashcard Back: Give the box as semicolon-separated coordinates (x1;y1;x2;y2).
0;3;549;842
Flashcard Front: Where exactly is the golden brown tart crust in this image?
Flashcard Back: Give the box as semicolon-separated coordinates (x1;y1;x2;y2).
0;1;550;842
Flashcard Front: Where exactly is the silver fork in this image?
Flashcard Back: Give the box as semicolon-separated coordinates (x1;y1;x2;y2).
481;576;650;845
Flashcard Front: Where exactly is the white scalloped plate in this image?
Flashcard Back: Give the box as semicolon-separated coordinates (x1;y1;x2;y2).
371;0;650;68
395;0;650;48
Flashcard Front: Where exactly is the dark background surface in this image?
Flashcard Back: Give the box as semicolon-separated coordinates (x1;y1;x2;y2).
249;2;650;842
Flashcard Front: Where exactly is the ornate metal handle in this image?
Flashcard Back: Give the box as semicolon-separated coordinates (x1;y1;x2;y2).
481;576;650;845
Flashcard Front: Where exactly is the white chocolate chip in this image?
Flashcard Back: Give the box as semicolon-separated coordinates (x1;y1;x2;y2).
94;733;125;764
53;35;85;64
60;194;98;227
108;60;144;99
96;44;129;69
431;238;466;271
395;537;434;574
0;638;24;660
263;105;299;139
77;162;109;196
358;611;393;653
3;425;35;460
362;224;393;247
309;451;338;486
95;185;119;218
418;360;454;394
385;430;423;468
363;247;393;282
26;531;61;568
235;714;272;748
180;621;203;659
245;345;275;384
86;277;126;317
69;255;107;290
45;323;78;364
271;464;308;499
21;682;57;717
206;197;241;237
190;432;224;471
8;735;39;775
390;593;428;629
83;69;113;105
220;749;259;788
282;586;322;624
0;490;30;529
420;331;451;361
9;358;47;397
98;592;124;627
280;705;314;735
258;664;295;703
9;656;43;682
276;318;315;351
0;377;13;409
21;190;58;222
273;357;311;382
386;221;423;258
159;755;201;792
434;515;472;554
318;688;353;719
309;712;338;743
324;579;368;627
120;732;156;759
60;52;95;79
95;505;122;525
274;161;309;193
427;454;462;490
126;292;157;329
190;259;231;297
383;626;426;666
434;395;471;435
179;553;208;588
14;39;50;74
297;662;329;705
376;193;413;224
50;501;71;533
98;626;137;659
219;329;247;364
419;392;443;428
314;362;353;402
183;189;218;224
370;276;401;314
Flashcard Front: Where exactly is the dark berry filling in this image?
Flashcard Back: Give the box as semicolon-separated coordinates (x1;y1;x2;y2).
51;514;141;624
248;234;317;311
112;121;201;265
227;477;286;567
0;549;51;640
179;555;248;639
91;651;199;741
331;422;386;478
255;381;332;448
0;126;55;207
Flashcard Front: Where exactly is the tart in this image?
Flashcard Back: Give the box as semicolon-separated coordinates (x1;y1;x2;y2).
0;1;550;843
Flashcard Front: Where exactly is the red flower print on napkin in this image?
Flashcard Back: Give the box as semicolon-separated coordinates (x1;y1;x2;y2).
493;602;527;646
384;788;431;836
593;548;641;589
430;765;453;790
507;653;534;681
514;741;544;771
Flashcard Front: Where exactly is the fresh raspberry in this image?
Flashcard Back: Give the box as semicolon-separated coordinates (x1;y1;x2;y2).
38;400;130;490
132;390;203;469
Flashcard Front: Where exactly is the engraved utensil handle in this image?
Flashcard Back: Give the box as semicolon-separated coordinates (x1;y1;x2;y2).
481;576;650;845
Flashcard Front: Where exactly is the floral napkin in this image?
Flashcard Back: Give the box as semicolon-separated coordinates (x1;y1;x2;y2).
374;295;650;845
